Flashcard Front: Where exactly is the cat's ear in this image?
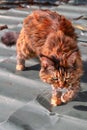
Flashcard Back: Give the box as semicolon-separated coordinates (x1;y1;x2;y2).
41;57;49;68
40;56;54;68
67;52;77;66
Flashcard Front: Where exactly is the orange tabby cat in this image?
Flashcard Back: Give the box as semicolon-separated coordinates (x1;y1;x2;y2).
1;10;83;106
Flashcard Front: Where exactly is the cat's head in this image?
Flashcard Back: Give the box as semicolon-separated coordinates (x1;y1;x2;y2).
39;51;83;89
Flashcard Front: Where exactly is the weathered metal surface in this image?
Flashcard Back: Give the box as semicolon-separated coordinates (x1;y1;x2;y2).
0;1;87;9
0;3;87;130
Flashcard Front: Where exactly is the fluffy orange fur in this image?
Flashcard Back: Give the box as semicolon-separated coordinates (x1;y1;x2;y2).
1;10;83;106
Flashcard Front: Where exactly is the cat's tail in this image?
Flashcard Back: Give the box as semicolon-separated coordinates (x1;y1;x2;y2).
1;31;20;46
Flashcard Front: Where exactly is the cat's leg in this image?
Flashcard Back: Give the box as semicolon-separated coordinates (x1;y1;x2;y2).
51;86;62;106
16;54;25;71
61;84;80;103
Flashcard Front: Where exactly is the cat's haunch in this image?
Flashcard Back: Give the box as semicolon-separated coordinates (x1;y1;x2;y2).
1;10;83;106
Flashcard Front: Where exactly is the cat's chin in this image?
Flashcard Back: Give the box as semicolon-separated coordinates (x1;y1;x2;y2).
51;84;73;106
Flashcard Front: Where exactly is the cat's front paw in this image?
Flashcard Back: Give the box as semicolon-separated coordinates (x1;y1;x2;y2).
51;96;62;106
16;64;25;71
61;90;75;103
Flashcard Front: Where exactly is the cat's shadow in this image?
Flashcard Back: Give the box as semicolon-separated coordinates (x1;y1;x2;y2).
73;91;87;111
81;61;87;83
75;91;87;102
24;64;40;71
73;105;87;111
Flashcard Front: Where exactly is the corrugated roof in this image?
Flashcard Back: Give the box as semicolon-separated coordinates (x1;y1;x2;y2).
0;3;87;130
1;0;87;9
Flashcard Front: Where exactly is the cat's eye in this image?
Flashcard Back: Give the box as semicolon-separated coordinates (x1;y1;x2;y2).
66;77;69;80
52;77;58;80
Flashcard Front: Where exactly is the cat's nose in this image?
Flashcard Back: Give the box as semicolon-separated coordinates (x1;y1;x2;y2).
59;82;64;88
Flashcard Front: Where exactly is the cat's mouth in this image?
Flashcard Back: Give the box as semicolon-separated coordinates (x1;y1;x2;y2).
51;84;72;94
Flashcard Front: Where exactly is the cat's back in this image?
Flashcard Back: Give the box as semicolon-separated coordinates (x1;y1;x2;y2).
23;9;76;40
23;9;60;32
24;9;59;25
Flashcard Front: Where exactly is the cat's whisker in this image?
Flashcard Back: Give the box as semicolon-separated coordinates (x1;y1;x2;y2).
38;86;51;95
41;90;51;96
41;91;50;96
